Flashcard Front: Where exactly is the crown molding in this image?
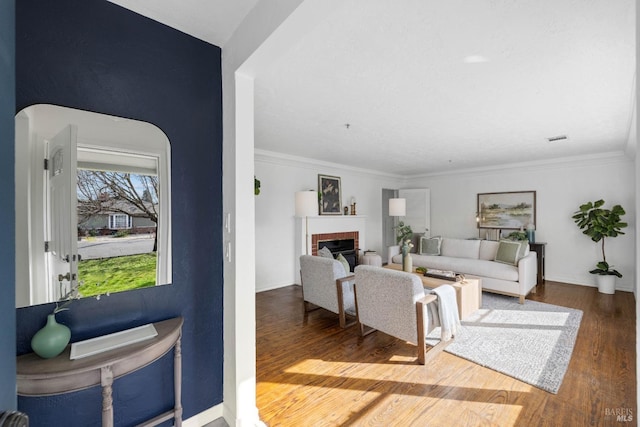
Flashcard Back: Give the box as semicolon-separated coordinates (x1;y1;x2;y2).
405;151;633;179
254;149;406;179
255;148;633;181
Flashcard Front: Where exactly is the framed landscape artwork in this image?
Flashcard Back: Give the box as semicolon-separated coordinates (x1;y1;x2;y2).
477;191;536;229
318;174;342;215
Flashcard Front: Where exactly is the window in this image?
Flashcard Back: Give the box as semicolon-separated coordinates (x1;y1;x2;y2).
109;214;132;229
74;149;169;298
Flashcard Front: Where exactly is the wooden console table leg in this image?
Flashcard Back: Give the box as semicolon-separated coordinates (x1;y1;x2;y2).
101;365;114;427
174;336;183;427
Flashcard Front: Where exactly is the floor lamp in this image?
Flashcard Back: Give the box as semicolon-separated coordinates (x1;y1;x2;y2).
389;197;406;246
295;191;318;255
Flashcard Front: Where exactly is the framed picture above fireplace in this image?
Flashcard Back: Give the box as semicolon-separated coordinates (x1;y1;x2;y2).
318;174;342;215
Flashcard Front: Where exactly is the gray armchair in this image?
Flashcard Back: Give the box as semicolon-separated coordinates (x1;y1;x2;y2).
354;265;453;364
300;255;356;328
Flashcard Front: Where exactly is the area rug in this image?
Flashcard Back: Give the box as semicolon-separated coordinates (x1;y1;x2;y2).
426;292;583;394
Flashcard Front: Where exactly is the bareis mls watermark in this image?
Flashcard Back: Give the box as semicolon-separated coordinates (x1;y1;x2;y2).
605;407;633;422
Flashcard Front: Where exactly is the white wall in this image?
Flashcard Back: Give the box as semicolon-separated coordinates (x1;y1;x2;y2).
15;111;31;307
255;150;636;293
222;1;307;424
405;153;636;292
254;149;403;292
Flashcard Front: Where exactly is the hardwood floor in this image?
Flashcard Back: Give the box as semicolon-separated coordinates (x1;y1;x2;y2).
256;281;636;426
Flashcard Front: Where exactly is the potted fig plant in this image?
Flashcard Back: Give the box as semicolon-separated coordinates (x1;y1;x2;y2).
572;199;627;294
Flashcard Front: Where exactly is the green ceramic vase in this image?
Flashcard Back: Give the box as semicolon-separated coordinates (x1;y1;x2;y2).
31;314;71;359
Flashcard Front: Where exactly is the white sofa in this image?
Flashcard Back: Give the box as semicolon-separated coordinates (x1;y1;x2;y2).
390;237;537;304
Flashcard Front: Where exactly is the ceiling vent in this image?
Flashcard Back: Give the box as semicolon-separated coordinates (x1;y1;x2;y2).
547;135;568;143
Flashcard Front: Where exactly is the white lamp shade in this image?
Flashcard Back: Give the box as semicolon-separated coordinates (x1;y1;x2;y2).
295;191;318;217
389;198;406;216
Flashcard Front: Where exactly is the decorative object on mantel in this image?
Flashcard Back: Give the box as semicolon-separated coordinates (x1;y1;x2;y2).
318;174;342;215
295;190;318;255
401;240;414;272
572;199;627;294
30;280;81;359
343;206;349;215
350;197;357;215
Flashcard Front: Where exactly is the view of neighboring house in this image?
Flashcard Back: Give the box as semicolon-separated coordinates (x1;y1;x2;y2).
77;198;157;236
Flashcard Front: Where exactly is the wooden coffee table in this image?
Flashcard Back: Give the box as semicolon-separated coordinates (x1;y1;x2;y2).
383;264;482;320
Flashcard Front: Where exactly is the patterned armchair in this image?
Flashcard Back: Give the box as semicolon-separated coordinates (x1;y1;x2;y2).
300;255;356;328
354;265;452;364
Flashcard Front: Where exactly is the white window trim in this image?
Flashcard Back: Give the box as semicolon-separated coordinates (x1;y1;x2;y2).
109;213;132;229
77;142;172;286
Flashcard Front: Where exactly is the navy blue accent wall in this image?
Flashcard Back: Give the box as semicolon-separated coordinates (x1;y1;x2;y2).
0;0;16;411
14;1;223;425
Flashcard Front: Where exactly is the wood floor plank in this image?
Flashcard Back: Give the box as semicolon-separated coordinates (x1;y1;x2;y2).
257;281;636;426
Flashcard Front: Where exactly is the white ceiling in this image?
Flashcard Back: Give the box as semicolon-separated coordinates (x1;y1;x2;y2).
108;0;259;47
111;0;636;176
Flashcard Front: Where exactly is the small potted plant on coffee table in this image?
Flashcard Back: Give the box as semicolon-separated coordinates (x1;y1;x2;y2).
572;199;627;294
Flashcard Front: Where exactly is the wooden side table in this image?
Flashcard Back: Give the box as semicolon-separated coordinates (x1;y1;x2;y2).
529;242;547;285
383;264;482;320
17;317;183;427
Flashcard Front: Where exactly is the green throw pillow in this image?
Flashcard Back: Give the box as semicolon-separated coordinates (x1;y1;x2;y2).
419;236;442;255
495;240;522;265
336;253;350;274
518;240;529;259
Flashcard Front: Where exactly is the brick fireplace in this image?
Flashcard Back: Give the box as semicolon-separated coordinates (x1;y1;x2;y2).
295;215;367;282
312;231;359;271
311;231;359;256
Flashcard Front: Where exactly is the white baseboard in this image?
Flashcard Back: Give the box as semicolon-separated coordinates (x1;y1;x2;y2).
183;403;267;427
546;275;635;293
183;403;223;427
256;282;299;293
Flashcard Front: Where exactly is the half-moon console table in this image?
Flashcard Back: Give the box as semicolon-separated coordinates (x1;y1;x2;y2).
17;317;183;427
